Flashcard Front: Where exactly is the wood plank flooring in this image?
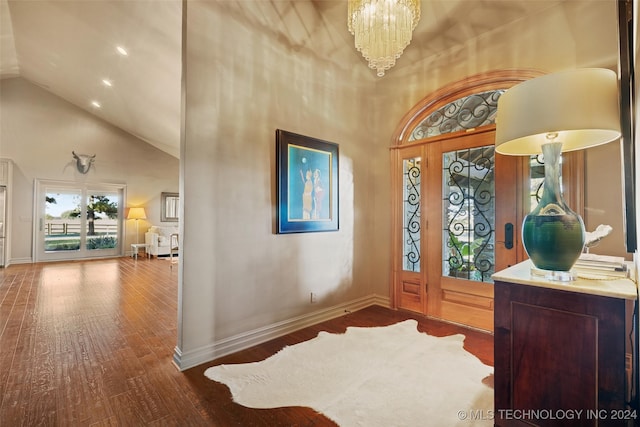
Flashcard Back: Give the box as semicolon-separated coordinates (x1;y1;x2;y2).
0;256;493;426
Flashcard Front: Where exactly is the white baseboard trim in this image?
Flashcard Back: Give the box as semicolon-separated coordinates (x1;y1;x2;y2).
173;294;391;371
7;257;32;265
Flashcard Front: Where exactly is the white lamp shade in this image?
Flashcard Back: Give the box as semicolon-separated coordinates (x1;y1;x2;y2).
495;68;621;155
127;207;147;220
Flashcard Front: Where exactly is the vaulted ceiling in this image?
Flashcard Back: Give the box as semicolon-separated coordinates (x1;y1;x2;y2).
0;0;617;159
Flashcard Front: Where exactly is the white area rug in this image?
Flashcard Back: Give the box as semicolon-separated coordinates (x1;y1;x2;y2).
205;319;493;426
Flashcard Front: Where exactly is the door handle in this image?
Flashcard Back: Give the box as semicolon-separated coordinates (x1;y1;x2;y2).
505;223;514;249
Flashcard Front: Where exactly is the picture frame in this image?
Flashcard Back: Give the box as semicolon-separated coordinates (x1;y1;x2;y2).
161;192;179;222
276;129;339;233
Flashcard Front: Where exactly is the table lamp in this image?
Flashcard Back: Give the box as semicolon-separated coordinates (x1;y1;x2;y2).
495;68;621;280
127;207;147;245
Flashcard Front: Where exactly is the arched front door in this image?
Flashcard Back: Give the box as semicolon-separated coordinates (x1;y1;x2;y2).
389;70;583;331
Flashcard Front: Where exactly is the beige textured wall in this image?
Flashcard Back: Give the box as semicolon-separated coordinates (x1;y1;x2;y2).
0;77;179;262
584;142;628;259
376;1;618;102
180;2;384;356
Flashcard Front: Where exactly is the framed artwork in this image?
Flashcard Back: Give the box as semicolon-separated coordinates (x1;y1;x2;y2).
161;192;179;222
276;129;339;233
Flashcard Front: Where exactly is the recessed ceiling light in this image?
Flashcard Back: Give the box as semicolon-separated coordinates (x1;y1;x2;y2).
102;79;113;87
91;101;101;108
116;46;128;56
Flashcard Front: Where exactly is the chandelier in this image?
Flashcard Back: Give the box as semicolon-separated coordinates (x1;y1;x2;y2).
348;0;421;77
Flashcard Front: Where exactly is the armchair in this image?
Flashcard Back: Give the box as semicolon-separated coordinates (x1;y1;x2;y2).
144;226;179;257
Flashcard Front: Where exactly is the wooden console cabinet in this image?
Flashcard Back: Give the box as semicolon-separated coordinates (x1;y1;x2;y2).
493;261;637;427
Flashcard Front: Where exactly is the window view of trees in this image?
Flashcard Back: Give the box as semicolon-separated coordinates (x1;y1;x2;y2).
45;192;119;251
69;195;118;236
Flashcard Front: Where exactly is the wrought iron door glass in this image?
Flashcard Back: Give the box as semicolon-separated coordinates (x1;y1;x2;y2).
409;90;505;141
403;157;421;272
442;146;495;282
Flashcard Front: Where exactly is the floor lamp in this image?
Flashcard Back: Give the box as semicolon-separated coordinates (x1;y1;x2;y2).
127;207;147;245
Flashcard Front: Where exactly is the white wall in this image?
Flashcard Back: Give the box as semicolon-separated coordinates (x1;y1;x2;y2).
0;77;179;262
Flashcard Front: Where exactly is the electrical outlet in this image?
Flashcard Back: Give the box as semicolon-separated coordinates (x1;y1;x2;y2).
310;292;318;303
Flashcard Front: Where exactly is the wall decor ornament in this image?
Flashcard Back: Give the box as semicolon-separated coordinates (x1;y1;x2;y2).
276;130;339;234
72;151;96;174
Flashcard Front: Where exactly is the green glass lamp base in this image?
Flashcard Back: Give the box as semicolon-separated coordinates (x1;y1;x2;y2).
521;142;585;279
522;212;585;273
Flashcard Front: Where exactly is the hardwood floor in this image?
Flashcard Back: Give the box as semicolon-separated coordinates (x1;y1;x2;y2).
0;256;493;426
